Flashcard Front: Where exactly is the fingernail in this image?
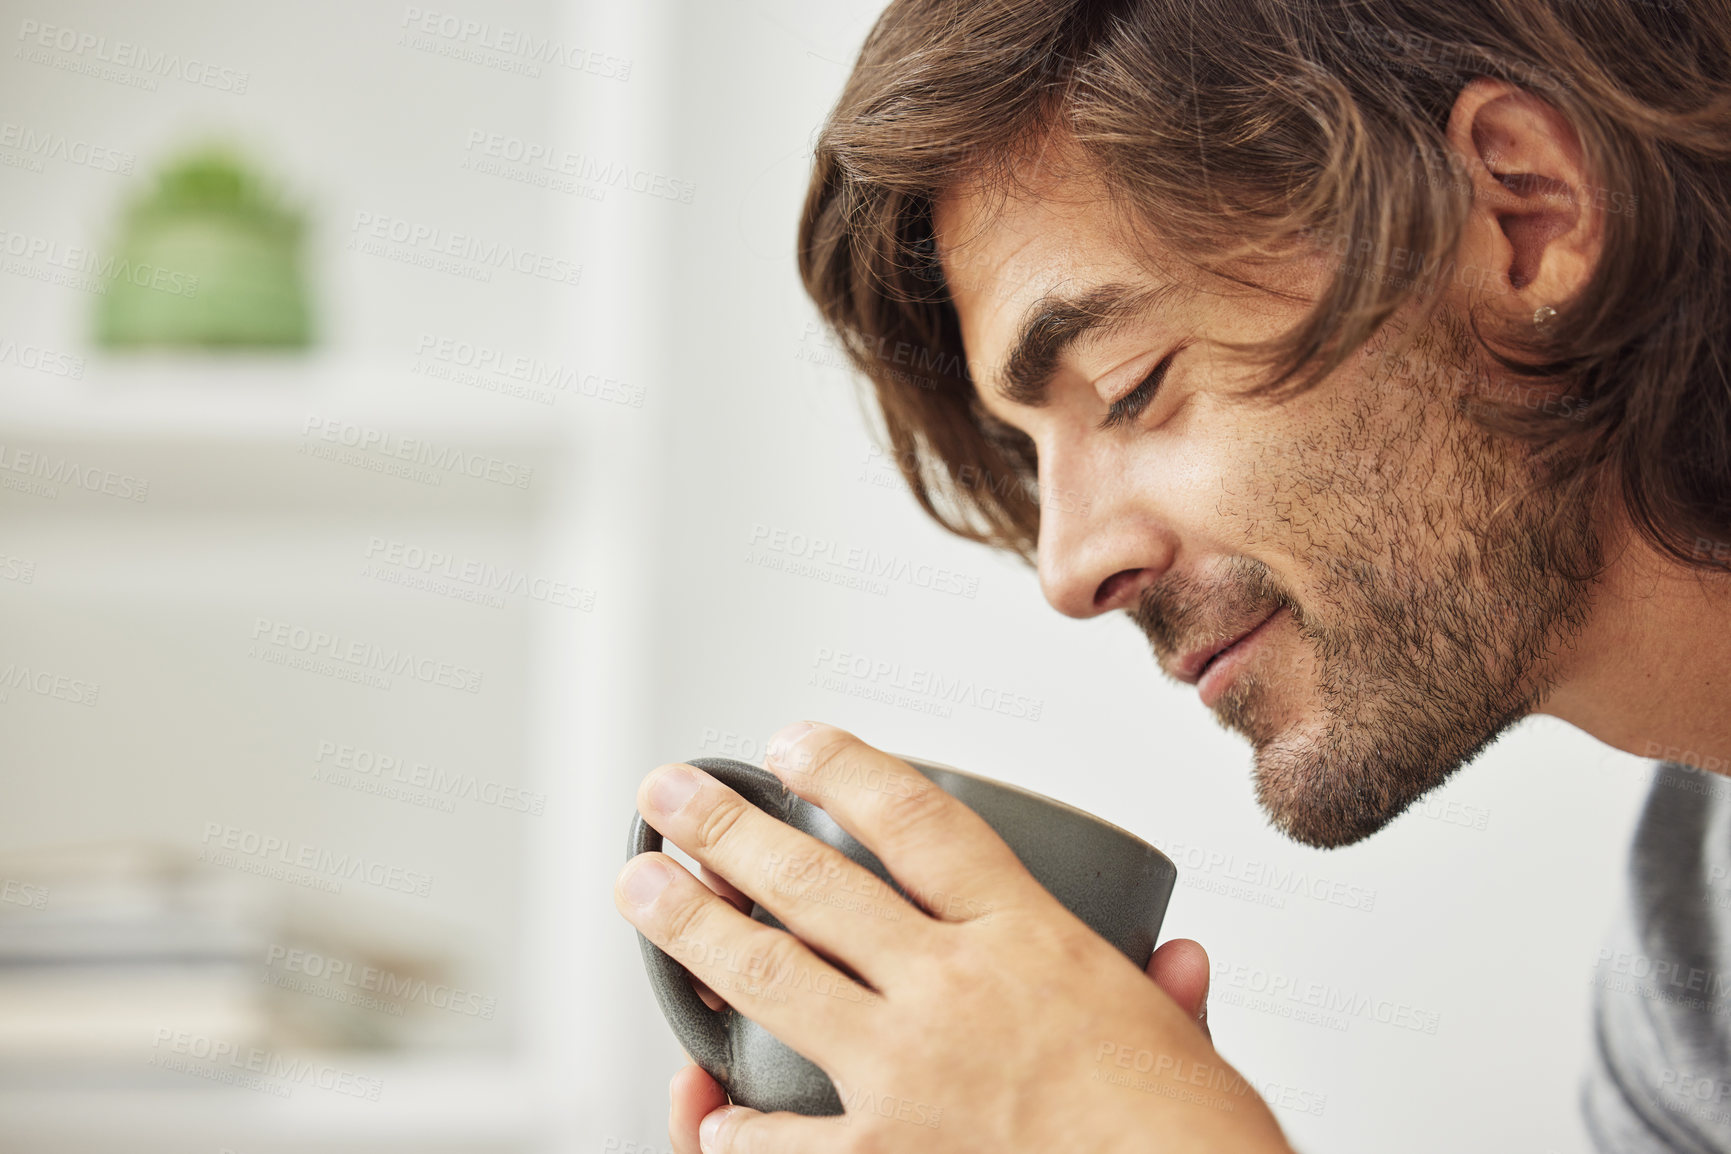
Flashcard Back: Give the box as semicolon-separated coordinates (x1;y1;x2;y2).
766;721;816;771
622;857;672;907
648;764;702;814
699;1106;738;1152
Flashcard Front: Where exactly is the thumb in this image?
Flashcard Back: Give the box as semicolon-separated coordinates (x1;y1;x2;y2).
1147;937;1211;1040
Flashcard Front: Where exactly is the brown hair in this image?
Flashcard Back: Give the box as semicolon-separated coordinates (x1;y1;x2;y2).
797;0;1731;569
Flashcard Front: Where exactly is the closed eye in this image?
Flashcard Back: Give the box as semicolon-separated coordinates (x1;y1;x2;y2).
1096;348;1180;432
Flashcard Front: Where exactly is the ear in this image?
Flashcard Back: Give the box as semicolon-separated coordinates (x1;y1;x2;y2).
1443;78;1604;323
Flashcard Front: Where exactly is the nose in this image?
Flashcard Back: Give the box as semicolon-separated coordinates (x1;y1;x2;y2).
1034;449;1176;619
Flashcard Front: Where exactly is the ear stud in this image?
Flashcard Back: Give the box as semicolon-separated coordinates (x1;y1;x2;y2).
1533;305;1557;327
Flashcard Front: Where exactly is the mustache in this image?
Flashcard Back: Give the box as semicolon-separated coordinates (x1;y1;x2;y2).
1128;556;1297;661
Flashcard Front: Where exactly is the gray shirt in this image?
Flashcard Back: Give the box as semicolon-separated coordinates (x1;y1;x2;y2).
1586;762;1731;1151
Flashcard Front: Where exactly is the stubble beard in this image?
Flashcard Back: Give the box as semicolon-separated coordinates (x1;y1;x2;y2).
1131;311;1602;848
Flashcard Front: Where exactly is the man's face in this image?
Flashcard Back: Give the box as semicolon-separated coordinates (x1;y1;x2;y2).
935;163;1600;848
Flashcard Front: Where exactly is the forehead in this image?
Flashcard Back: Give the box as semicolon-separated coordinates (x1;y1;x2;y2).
932;167;1166;377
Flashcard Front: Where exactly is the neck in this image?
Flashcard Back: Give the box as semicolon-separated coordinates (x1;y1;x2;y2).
1538;523;1731;774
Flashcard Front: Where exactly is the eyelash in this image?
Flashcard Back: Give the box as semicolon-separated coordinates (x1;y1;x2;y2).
1096;348;1180;432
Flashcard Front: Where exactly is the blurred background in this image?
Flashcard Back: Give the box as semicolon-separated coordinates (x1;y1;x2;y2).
0;1;1663;1151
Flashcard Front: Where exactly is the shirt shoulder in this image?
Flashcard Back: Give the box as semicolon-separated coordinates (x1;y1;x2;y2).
1585;762;1731;1153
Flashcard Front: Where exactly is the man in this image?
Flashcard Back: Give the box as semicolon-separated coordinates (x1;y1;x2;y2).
616;0;1731;1149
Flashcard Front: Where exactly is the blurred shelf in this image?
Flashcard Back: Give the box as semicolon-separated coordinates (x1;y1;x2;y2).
0;354;575;447
0;1054;544;1152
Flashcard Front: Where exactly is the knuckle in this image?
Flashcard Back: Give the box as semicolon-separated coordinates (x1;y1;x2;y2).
660;889;714;960
874;770;949;835
762;845;838;902
690;792;750;852
1055;925;1102;968
795;726;858;780
741;927;806;988
898;925;968;990
1028;915;1106;972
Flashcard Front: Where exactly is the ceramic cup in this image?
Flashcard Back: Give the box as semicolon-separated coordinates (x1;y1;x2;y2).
627;754;1179;1116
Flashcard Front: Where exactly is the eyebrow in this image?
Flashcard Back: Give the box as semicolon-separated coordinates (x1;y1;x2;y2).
992;282;1175;408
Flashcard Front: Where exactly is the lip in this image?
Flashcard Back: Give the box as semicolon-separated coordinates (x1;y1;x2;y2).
1170;605;1280;705
1194;608;1282;708
1173;608;1279;683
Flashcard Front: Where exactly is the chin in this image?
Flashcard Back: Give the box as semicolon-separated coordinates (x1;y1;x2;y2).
1248;737;1411;849
1215;672;1500;850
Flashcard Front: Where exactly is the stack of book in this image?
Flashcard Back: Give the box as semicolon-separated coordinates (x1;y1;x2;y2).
0;842;438;1073
0;843;268;1067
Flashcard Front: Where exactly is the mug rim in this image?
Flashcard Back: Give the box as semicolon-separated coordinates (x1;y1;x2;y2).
891;752;1174;872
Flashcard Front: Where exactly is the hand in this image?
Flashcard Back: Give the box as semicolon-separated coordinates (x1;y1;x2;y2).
616;723;1292;1154
665;936;1215;1154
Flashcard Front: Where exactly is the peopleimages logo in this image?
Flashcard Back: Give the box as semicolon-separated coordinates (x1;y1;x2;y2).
835;1085;943;1129
264;945;497;1018
1211;960;1442;1035
15;19;251;93
0;122;135;173
1153;838;1377;913
808;645;1044;722
0;661;100;707
398;7;632;80
0;335;84;377
1592;947;1731;1004
314;739;547;815
412;334;644;408
747;523;980;599
199;822;434;898
363;536;595;612
1;878;49;909
249;617;484;694
299;416;534;489
461;130;695;204
0;227;199;297
1659;1067;1731;1130
149;1029;382;1100
0;442;149;501
1642;739;1729;776
347;211;582;287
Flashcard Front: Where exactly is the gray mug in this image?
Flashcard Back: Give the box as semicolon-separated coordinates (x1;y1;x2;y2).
627;755;1179;1116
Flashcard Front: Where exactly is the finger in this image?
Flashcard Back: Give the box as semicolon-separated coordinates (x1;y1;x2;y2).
615;851;878;1066
693;866;753;1011
1148;937;1211;1040
699;1104;849;1154
670;1064;728;1154
636;763;934;980
762;722;1037;917
700;864;754;915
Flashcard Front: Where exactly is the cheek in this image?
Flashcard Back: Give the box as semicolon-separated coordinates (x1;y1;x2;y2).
1138;393;1281;543
1112;408;1262;551
1186;390;1403;560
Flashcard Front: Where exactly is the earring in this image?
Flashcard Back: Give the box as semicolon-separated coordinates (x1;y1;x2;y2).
1533;305;1557;327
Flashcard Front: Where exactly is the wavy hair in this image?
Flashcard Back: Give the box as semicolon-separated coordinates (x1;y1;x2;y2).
797;0;1731;569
